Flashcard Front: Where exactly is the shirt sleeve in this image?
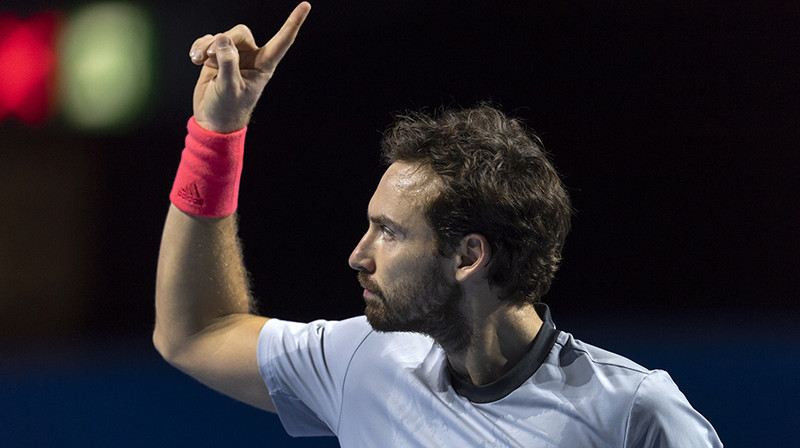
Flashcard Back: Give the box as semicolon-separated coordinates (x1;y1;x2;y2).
624;370;723;447
256;316;372;437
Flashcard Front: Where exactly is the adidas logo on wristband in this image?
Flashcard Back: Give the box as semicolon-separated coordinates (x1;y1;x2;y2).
170;117;246;217
177;181;204;206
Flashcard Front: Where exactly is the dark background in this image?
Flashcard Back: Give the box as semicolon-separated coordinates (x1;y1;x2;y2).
2;0;798;446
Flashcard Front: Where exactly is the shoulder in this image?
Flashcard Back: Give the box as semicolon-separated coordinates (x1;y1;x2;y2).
259;316;433;364
545;331;651;394
531;332;653;430
555;331;649;373
356;327;437;361
625;370;722;447
258;316;373;376
541;333;721;446
261;316;373;347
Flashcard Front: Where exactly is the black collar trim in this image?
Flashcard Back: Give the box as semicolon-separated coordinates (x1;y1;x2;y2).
449;303;560;403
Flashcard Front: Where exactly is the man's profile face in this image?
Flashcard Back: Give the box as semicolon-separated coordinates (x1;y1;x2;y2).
348;162;464;336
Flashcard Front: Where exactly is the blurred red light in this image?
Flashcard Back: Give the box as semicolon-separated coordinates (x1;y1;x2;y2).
0;12;60;125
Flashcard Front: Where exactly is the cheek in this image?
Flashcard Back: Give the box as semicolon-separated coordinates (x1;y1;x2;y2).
382;254;437;288
382;253;419;277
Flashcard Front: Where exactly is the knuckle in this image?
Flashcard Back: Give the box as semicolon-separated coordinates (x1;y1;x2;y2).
228;24;255;44
232;24;251;33
192;34;212;47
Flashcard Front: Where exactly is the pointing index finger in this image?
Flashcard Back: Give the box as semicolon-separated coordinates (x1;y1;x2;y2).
255;2;311;73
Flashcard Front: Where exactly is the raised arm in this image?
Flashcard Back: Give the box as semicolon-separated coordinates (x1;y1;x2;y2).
153;3;311;413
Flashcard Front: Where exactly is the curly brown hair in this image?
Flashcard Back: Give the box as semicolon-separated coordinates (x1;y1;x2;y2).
381;105;571;303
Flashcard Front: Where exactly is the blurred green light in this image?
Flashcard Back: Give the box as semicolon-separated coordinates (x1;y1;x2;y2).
59;2;153;131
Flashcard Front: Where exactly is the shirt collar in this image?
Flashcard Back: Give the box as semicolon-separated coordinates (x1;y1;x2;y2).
449;303;560;403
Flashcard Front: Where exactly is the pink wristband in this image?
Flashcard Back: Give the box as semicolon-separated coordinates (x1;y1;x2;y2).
169;117;247;217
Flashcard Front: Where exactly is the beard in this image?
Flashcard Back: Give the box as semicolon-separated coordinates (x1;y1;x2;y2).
357;263;471;351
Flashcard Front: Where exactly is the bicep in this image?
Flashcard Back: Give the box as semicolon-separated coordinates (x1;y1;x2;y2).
166;313;276;412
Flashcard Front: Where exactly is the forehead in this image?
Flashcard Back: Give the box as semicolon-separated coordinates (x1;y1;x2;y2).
368;162;439;229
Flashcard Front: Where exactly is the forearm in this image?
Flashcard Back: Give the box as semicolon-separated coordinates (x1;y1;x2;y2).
150;5;309;412
153;204;254;357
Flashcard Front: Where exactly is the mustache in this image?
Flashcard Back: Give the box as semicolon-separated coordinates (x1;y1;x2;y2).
357;271;382;295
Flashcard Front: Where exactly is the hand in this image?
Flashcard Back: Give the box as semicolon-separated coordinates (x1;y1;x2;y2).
188;2;311;133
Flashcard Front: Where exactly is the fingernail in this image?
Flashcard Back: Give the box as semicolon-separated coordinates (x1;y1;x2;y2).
190;48;201;60
217;36;230;47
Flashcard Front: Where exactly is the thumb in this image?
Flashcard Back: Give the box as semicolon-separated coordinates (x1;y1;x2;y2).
212;36;242;90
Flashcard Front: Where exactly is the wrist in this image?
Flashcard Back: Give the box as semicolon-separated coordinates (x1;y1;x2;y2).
169;117;248;217
194;115;249;134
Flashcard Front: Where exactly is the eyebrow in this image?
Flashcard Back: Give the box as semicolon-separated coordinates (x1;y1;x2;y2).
369;214;407;237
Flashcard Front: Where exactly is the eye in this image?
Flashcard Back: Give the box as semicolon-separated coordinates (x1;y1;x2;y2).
380;225;396;239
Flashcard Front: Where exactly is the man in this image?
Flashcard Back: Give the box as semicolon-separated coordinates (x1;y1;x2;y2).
154;3;722;446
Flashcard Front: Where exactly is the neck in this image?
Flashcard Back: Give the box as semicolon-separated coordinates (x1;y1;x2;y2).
442;298;543;386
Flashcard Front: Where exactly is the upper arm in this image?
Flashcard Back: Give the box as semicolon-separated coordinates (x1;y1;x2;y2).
157;313;276;412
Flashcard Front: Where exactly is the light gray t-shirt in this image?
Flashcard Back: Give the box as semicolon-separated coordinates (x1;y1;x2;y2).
257;306;722;447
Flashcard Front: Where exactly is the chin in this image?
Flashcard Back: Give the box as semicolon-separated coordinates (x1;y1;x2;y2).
364;302;408;333
364;303;394;332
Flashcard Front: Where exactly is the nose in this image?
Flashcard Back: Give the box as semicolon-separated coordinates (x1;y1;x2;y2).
348;231;375;273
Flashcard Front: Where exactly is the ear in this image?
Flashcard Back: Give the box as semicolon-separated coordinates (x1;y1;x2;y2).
454;233;491;283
